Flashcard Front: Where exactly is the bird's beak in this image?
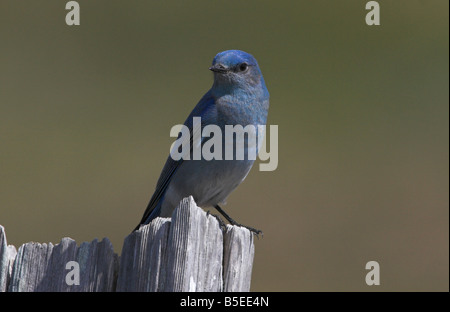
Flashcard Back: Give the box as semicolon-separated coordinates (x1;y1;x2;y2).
209;63;229;73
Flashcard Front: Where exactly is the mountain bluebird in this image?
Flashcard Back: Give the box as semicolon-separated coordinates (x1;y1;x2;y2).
135;50;269;234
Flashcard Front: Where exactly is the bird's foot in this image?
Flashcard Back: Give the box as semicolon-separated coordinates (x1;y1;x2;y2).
207;210;227;232
213;204;263;238
230;222;263;238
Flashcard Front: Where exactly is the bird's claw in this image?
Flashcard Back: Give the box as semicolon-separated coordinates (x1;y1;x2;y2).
231;222;263;238
207;210;227;232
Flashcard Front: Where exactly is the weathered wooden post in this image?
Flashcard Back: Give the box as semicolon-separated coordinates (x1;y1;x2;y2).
0;196;255;292
3;234;118;292
0;225;17;292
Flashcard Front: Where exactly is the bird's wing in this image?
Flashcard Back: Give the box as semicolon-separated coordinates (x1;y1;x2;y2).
135;92;216;230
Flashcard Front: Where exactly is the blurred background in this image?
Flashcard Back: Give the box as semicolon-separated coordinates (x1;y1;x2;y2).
0;1;448;291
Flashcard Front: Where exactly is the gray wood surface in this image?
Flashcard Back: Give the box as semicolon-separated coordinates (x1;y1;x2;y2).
164;196;224;292
0;225;17;292
223;225;255;291
0;196;255;292
116;217;171;291
7;236;118;292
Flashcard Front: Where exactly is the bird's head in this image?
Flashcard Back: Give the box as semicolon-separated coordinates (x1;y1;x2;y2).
209;50;265;91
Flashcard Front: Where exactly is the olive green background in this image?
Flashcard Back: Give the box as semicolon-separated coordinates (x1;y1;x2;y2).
0;1;448;291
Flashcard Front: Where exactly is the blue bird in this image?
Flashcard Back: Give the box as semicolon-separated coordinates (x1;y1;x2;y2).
135;50;269;234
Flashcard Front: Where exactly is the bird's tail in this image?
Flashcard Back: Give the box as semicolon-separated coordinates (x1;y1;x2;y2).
132;197;163;232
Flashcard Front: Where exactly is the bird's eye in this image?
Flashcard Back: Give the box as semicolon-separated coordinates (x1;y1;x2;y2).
238;63;249;72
